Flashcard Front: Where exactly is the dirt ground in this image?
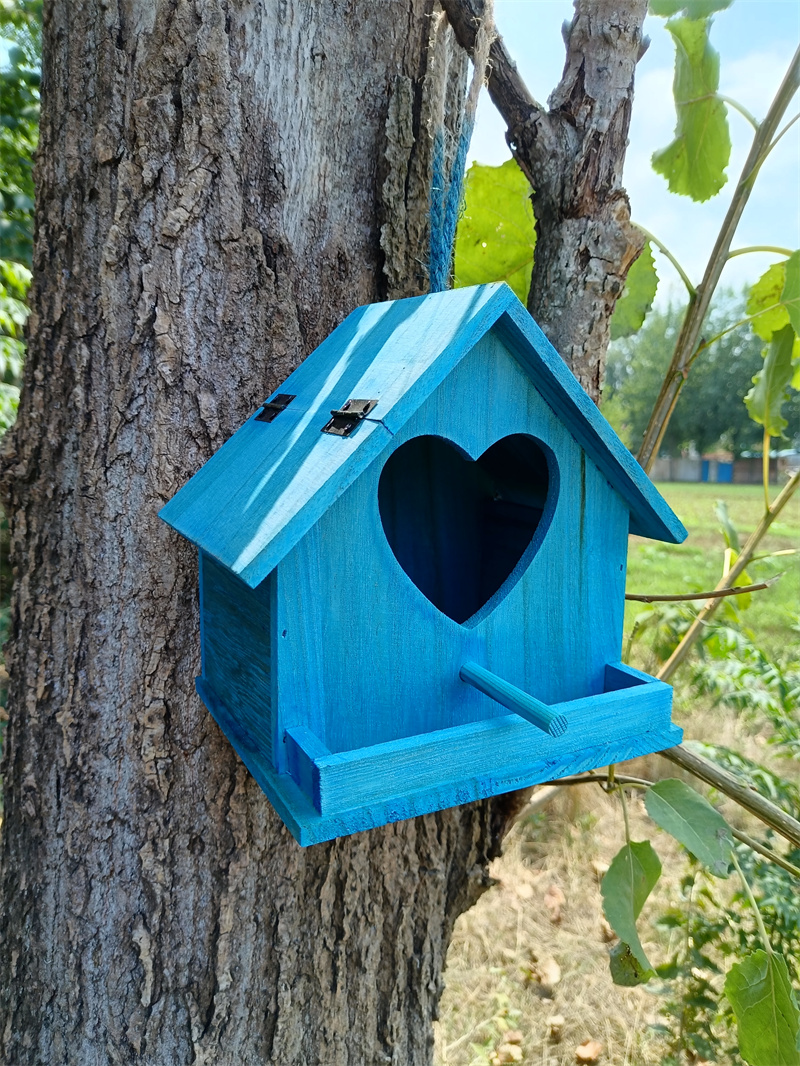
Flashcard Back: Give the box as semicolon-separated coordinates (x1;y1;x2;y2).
434;708;793;1066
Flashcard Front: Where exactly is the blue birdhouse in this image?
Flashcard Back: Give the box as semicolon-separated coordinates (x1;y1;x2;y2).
160;283;686;845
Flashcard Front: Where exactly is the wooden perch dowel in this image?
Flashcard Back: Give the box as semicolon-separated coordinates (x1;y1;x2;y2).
459;662;568;737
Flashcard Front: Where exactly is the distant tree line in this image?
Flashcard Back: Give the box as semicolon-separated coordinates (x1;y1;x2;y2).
603;293;800;458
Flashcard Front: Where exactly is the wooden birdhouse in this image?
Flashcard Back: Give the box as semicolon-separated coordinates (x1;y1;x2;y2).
160;283;687;845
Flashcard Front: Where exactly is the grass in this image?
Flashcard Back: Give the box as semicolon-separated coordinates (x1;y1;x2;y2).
436;480;800;1066
435;786;689;1066
626;482;800;660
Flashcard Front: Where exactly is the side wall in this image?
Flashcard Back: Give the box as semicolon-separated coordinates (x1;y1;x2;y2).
276;331;631;754
200;552;275;762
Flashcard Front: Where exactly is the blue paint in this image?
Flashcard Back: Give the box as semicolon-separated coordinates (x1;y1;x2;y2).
275;334;631;757
159;285;686;589
459;661;569;737
161;284;687;845
378;432;556;624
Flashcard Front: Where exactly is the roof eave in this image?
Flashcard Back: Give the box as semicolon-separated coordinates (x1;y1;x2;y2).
494;300;687;546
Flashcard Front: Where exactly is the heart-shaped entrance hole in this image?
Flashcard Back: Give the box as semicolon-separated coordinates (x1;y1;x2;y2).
378;434;557;624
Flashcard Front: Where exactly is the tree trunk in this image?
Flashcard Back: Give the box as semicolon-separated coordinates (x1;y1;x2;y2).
0;2;523;1062
442;0;648;401
525;0;647;401
0;1;644;1063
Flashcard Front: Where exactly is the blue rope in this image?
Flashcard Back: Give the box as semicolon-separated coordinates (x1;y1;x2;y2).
429;127;449;293
429;113;474;294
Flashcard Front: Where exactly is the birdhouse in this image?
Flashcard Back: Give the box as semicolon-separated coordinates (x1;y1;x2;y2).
160;283;686;845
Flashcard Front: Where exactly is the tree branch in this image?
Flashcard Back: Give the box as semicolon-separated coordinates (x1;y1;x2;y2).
439;0;555;183
548;774;800;878
658;745;800;851
637;44;800;472
443;0;648;400
657;469;800;681
625;575;781;603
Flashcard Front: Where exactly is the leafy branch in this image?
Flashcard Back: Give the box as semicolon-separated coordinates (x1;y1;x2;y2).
549;772;800;879
655;468;800;681
636;43;800;471
597;775;800;1061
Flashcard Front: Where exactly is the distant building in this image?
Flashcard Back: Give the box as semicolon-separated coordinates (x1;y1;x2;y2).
650;449;790;485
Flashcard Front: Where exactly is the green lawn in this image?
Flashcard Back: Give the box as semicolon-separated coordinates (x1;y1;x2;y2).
625;481;799;659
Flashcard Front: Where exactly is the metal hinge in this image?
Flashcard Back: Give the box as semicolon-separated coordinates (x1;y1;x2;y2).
255;393;295;423
321;398;378;437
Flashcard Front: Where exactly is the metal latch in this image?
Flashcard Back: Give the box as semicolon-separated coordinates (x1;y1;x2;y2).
321;398;378;437
256;393;295;423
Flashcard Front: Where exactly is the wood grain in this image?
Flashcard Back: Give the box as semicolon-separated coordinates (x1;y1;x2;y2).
459;662;568;737
191;328;682;844
203;677;680;845
160;284;686;590
275;331;632;757
282;665;675;820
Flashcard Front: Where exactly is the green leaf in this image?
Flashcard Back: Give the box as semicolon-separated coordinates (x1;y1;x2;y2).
601;841;661;977
783;250;800;338
745;325;796;438
453;158;535;304
652;18;731;202
0;381;20;433
645;779;733;876
748;262;790;341
725;951;800;1066
649;0;732;16
721;547;753;611
715;499;740;552
747;252;800;341
610;242;659;339
609;940;652;986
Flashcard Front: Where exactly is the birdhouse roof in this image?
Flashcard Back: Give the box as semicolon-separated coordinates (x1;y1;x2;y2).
160;283;686;588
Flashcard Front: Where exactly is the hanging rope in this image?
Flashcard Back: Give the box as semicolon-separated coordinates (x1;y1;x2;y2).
429;1;495;293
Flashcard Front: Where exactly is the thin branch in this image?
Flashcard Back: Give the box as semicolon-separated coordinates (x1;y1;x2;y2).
731;849;773;955
657;469;800;681
672;92;759;131
733;828;800;881
618;783;632;844
626;575;781;603
548;775;800;879
744;111;800;183
692;303;783;356
545;773;652;789
440;0;555;181
727;245;794;260
636;44;800;473
658;744;800;851
751;548;797;561
633;223;696;297
717;94;760;131
771;111;800;151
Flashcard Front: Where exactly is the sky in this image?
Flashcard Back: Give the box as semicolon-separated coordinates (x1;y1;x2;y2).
469;0;800;302
2;2;797;303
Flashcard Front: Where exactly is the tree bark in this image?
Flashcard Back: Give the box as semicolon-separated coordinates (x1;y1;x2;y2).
443;0;648;401
0;1;644;1063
